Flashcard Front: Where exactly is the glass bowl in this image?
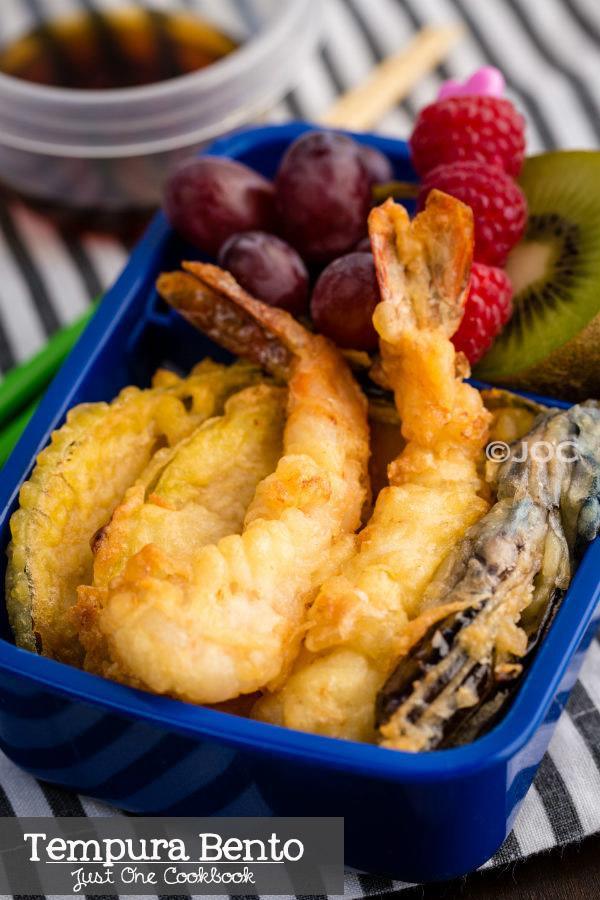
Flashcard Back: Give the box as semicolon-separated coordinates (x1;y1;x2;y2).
0;0;320;220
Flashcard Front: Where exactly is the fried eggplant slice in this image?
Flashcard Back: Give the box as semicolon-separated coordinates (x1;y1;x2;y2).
89;383;286;587
6;359;259;664
377;401;600;751
254;192;492;741
77;382;286;673
76;263;369;704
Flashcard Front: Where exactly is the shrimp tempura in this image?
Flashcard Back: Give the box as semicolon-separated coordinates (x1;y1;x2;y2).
76;263;369;704
254;191;491;741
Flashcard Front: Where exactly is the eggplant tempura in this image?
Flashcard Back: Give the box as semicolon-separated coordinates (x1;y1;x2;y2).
76;382;287;674
6;359;260;664
377;400;600;751
86;384;286;589
254;192;491;741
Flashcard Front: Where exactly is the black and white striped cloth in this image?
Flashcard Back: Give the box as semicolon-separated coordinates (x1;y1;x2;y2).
1;0;600;892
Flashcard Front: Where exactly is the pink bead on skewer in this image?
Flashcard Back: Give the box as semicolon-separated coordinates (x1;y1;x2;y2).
437;66;505;100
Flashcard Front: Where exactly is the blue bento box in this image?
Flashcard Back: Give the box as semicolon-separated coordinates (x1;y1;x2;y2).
0;123;598;883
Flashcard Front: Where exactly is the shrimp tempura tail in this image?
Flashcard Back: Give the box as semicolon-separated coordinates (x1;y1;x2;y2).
370;191;490;488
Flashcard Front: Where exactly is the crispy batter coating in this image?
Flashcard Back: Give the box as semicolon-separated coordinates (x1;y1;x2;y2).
90;383;286;588
254;192;491;741
77;382;286;673
76;264;369;704
6;359;259;664
482;388;550;445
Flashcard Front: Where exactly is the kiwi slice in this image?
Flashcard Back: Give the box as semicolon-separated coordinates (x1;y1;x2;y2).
475;151;600;401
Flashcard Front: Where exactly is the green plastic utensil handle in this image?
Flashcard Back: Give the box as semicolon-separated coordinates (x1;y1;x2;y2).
0;303;95;429
0;398;39;467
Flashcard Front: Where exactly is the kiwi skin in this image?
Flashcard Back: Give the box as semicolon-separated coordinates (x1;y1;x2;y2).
475;151;600;402
489;314;600;402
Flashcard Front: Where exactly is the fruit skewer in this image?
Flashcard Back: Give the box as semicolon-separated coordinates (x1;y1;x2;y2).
319;25;463;130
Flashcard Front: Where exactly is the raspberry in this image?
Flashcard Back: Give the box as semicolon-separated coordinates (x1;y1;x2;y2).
452;262;513;365
410;95;526;178
418;161;527;266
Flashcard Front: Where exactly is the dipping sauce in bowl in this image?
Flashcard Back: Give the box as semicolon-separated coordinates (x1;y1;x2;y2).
0;7;238;90
0;0;320;237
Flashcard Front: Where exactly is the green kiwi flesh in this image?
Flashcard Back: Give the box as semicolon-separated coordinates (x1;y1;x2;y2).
475;151;600;400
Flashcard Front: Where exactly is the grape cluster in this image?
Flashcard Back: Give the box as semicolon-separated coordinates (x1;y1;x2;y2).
163;69;528;369
163;130;393;350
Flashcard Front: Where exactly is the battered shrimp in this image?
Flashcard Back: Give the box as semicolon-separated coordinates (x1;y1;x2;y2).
76;263;369;704
254;192;491;741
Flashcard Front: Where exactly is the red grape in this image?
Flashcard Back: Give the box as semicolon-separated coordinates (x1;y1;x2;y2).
275;131;371;263
311;252;380;350
164;157;276;256
218;231;309;316
356;144;394;185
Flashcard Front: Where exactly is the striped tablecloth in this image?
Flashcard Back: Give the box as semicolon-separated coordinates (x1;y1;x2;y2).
1;0;600;893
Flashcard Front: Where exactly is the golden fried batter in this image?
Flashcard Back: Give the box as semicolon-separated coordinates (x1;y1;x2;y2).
76;264;369;704
90;383;286;588
254;192;491;741
77;382;286;674
6;359;259;664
